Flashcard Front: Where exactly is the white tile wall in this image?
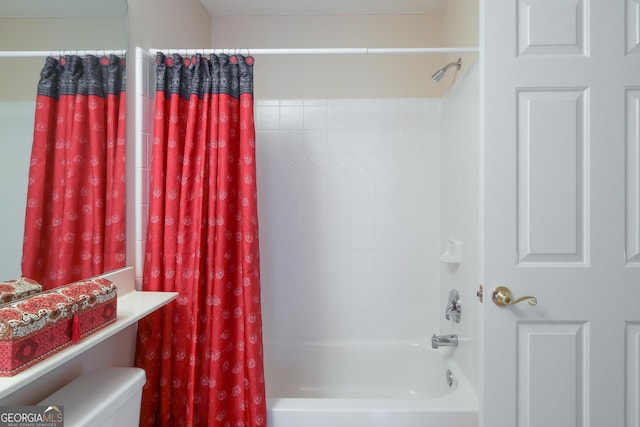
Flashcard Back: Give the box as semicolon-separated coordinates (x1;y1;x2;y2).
134;61;451;342
134;48;156;288
439;61;480;393
256;98;442;341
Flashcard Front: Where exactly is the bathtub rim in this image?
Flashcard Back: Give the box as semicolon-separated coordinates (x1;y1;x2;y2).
265;338;479;411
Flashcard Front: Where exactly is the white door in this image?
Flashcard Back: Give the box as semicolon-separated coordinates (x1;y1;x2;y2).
482;1;640;426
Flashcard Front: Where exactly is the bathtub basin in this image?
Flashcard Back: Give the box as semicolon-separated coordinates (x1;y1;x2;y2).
264;339;478;427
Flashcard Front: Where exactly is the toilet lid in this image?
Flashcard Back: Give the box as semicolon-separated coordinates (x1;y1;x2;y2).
38;367;146;427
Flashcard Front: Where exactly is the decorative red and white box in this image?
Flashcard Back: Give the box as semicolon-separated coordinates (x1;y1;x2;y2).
0;277;117;376
0;278;42;304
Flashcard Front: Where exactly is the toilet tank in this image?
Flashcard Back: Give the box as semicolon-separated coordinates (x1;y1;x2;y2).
38;367;146;427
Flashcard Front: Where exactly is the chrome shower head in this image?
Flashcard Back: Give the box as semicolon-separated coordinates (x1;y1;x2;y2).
431;58;462;82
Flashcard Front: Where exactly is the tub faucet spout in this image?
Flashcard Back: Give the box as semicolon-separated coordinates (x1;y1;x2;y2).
431;334;458;349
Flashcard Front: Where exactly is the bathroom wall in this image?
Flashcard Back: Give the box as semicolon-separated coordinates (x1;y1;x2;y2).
211;14;450;99
439;61;480;392
209;3;480;344
132;49;156;287
210;0;478;100
132;60;445;342
255;98;442;340
440;0;480;86
126;0;212;287
441;0;479;47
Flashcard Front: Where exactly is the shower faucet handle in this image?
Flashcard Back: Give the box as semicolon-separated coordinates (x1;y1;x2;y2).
445;289;461;323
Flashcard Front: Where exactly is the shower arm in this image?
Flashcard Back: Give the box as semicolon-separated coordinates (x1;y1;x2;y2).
431;58;462;82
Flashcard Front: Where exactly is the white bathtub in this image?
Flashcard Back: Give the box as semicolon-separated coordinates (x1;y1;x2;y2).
264;340;478;427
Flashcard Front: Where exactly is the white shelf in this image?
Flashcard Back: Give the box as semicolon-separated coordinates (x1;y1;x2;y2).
0;268;177;400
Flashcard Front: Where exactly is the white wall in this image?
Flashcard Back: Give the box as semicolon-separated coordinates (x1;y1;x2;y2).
255;98;442;340
439;60;480;392
0;102;34;280
211;14;452;99
126;0;212;288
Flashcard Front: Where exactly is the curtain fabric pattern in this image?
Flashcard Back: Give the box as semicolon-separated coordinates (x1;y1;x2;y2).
135;53;266;427
22;54;127;290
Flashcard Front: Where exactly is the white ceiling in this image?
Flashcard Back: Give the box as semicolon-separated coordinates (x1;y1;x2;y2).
0;0;126;18
199;0;449;16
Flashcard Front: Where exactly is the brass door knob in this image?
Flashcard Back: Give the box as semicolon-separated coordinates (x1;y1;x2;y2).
492;286;537;307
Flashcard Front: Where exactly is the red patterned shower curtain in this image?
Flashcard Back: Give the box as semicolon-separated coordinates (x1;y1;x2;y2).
135;53;266;426
22;54;127;290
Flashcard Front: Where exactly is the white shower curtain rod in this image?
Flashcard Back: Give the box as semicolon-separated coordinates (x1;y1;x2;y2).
149;47;479;56
0;49;127;58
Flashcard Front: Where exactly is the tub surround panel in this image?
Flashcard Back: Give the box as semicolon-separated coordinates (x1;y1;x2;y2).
265;340;478;427
439;61;480;395
134;48;157;288
256;98;441;341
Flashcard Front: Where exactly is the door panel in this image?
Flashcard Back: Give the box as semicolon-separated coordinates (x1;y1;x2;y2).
517;322;588;427
627;0;640;55
626;323;640;426
482;0;640;426
517;89;587;264
627;89;640;264
517;0;588;57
